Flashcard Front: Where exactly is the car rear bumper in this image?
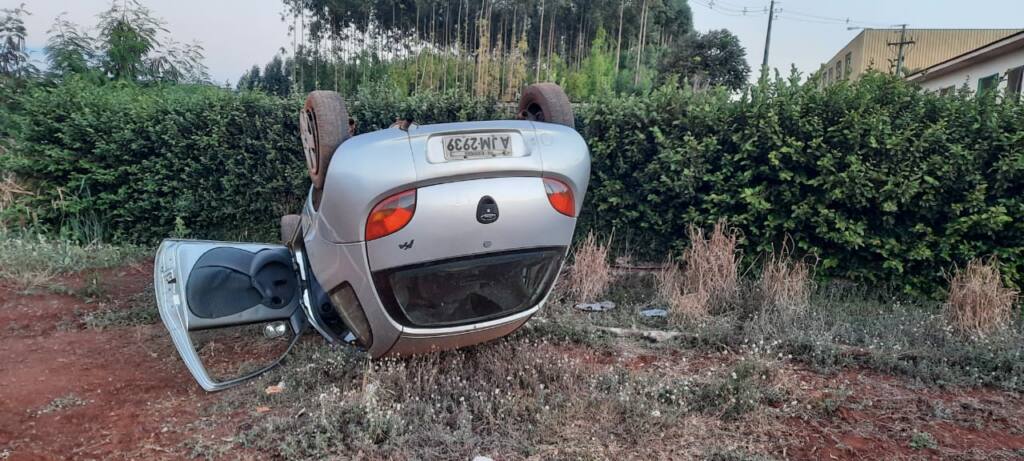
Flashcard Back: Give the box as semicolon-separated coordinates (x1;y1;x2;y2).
383;307;536;356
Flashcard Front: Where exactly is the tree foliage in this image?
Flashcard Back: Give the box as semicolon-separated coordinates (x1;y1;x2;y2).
270;0;698;100
658;29;749;91
0;4;34;79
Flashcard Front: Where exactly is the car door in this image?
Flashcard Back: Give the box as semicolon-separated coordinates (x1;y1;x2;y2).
154;239;306;391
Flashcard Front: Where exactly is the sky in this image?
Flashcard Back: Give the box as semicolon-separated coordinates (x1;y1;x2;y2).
13;0;1024;85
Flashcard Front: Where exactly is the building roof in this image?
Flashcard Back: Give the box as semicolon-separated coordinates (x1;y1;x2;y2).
821;29;1022;80
907;30;1024;82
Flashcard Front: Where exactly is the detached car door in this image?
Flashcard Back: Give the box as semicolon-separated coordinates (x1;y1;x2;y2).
154;239;306;391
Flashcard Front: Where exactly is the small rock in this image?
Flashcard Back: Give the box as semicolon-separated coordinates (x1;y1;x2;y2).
472;457;494;461
575;300;616;312
255;406;271;414
639;308;667;318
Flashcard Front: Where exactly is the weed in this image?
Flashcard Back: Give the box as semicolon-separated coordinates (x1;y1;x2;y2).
35;394;89;415
909;431;937;450
758;240;814;312
945;258;1019;337
565;231;613;302
704;449;778;461
0;233;147;290
82;304;159;329
81;287;158;328
690;358;787;421
682;220;740;313
659;221;741;321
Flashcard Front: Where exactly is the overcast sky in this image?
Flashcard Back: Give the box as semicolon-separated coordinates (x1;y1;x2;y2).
14;0;1023;85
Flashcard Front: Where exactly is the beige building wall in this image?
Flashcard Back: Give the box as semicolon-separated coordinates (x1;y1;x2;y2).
820;29;1022;84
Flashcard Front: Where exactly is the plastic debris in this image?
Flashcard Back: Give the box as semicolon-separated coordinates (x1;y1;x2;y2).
575;300;616;312
639;308;668;318
265;381;286;395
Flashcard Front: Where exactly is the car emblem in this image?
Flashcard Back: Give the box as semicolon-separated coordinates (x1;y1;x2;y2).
477;196;499;224
399;240;414;250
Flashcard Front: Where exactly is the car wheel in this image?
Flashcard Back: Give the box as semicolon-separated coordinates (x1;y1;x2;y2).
516;83;574;128
280;214;301;247
299;91;350;190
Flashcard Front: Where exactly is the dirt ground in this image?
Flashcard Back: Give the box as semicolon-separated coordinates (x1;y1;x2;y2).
1;261;1023;460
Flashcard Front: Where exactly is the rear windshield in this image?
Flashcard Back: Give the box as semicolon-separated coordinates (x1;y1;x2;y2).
372;248;564;328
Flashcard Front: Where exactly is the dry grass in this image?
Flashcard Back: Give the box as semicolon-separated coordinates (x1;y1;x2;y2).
566;231;613;302
683;221;740;310
657;221;741;320
758;240;815;312
945;258;1019;337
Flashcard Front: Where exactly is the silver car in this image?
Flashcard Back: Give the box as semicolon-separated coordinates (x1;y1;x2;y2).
154;84;590;391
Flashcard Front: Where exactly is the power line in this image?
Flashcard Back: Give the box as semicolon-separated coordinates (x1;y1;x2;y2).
693;0;891;29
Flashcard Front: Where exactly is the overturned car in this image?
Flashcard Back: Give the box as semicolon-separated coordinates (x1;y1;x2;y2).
155;83;590;391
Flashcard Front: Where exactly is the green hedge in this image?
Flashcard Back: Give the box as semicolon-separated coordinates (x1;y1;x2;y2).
577;73;1023;295
4;74;1022;294
2;79;502;243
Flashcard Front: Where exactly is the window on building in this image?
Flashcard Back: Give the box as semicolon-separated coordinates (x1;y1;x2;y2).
844;52;852;77
827;68;833;83
836;61;843;80
1007;66;1023;98
938;86;955;97
977;74;1000;97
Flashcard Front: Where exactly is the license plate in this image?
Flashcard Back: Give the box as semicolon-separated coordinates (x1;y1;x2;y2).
442;134;513;160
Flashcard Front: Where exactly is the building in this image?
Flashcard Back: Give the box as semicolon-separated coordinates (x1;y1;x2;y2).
906;30;1024;98
819;28;1021;86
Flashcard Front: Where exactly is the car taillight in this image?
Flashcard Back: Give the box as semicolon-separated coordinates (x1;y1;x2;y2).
366;190;416;240
543;178;575;217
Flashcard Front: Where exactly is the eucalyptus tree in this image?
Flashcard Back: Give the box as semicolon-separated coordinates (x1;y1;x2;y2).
0;3;35;78
45;14;96;77
95;0;208;83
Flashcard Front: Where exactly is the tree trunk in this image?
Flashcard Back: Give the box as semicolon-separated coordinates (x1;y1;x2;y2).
535;0;545;82
614;0;624;77
633;0;648;86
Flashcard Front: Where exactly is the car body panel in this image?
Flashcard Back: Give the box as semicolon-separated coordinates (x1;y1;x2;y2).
153;240;303;391
301;120;589;359
365;176;575;271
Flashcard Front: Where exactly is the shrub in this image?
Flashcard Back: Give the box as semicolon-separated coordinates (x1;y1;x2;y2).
1;79;504;243
578;71;1024;296
945;258;1019;336
565;231;613;301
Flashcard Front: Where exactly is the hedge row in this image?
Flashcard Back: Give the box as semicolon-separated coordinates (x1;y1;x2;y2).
1;79;503;243
577;74;1023;295
3;74;1022;294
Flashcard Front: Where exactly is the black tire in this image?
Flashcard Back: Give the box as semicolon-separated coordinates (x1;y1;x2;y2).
516;83;575;128
299;91;350;190
280;214;301;246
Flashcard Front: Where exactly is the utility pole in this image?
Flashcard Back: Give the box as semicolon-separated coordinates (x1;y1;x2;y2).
761;0;776;71
888;24;915;77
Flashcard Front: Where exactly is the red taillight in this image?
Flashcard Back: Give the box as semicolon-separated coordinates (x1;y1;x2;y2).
543;178;575;217
366;189;416;240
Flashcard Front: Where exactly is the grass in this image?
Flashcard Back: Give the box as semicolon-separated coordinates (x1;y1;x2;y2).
82;304;159;329
205;334;786;459
564;231;613;302
0;233;147;291
543;273;1024;392
945;258;1019;337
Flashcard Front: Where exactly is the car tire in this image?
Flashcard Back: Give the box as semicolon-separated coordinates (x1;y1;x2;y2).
516;83;574;128
300;91;350;190
280;214;301;247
